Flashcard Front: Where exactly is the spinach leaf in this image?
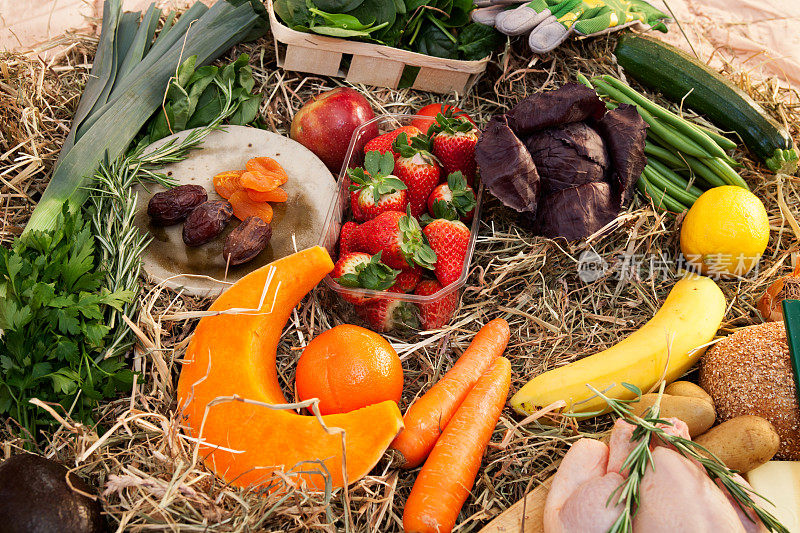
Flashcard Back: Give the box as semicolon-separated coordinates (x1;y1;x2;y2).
416;21;458;59
346;0;397;39
274;0;311;28
313;0;365;12
309;7;389;38
458;22;504;60
440;0;472;27
310;8;379;30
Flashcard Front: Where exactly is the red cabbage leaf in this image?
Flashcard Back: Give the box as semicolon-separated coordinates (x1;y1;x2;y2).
474;115;540;214
536;182;619;241
476;84;648;241
524;122;609;195
596;104;648;205
507;83;607;135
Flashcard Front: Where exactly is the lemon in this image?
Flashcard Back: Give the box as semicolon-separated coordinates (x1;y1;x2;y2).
680;186;769;277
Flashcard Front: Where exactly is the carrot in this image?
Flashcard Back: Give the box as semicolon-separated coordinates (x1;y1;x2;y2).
403;356;511;533
390;318;510;469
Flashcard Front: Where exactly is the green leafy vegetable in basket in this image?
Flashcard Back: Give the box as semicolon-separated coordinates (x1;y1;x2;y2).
274;0;504;61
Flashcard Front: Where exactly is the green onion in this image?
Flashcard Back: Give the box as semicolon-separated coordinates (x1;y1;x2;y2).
25;0;265;234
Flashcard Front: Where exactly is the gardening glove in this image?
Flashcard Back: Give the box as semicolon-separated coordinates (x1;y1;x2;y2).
472;0;669;54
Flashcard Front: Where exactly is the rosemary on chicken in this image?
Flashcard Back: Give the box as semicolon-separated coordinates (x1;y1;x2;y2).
582;383;789;533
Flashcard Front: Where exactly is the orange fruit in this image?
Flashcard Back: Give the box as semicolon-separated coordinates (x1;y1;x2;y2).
229;189;274;223
295;324;403;415
213;169;244;199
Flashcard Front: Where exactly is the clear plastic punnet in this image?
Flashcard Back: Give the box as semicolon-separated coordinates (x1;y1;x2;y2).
318;114;483;331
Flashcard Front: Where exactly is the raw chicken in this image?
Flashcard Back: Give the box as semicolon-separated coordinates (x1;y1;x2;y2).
543;417;768;533
606;419;636;475
719;475;769;533
543;438;611;533
559;472;625;532
632;447;746;533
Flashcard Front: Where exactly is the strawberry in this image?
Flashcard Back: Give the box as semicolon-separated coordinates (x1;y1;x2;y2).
353;208;437;270
331;252;399;304
356;290;419;332
414;279;458;330
426;171;477;222
392;266;422;293
430;111;478;186
338;221;360;257
363;125;422;156
392;132;441;217
423;218;470;287
348;150;408;221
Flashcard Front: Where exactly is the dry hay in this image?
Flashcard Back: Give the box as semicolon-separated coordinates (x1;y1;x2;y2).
1;23;799;532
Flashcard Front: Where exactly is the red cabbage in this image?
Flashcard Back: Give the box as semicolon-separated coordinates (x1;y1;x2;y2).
476;85;648;241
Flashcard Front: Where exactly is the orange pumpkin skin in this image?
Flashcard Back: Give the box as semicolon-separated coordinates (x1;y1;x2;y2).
176;246;404;490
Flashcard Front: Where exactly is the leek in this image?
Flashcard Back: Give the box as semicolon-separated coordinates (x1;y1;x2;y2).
25;0;265;234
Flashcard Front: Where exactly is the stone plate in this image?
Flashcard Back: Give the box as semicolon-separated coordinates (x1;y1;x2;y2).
134;126;336;297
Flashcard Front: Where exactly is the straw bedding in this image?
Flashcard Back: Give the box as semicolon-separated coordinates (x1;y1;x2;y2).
1;26;799;532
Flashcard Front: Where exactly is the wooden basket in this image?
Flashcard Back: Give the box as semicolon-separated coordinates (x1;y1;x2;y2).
266;0;491;94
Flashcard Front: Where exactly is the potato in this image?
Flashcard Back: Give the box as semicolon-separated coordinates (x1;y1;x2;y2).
630;393;716;437
664;381;714;406
695;415;780;473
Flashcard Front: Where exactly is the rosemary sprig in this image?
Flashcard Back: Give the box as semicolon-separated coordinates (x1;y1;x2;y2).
585;383;789;533
88;78;237;361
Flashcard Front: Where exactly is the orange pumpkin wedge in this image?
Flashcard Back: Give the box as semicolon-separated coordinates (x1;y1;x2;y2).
240;170;288;192
246;187;288;203
229;189;274;223
176;247;404;490
213;169;245;200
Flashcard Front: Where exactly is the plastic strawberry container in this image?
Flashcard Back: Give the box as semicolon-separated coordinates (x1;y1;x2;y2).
318;114;483;332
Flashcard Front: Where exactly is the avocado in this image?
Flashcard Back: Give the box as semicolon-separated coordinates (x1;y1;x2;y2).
0;453;105;533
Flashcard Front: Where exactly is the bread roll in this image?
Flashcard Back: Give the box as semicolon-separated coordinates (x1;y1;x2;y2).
699;321;800;459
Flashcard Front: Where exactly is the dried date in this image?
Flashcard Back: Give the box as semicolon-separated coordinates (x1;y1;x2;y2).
223;216;272;266
147;184;207;225
182;200;234;247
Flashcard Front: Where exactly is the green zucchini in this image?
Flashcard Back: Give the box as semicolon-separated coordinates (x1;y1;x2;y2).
615;34;798;174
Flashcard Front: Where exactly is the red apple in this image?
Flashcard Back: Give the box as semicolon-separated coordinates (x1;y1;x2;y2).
290;87;378;173
411;104;475;135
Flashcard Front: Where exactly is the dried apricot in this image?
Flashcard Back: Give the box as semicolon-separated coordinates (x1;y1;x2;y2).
246;157;288;180
213;170;244;199
246;187;288;203
240;170;287;192
229;189;274;223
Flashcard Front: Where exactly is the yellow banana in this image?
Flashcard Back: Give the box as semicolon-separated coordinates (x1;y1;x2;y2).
509;275;726;417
